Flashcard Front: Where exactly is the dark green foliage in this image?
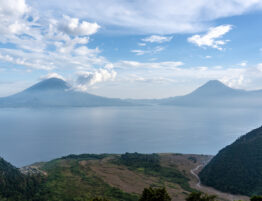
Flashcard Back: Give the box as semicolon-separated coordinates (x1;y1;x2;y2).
119;152;161;170
199;126;262;196
139;187;171;201
0;156;137;201
251;196;262;201
61;154;109;161
0;157;45;201
92;198;111;201
186;192;216;201
118;153;193;192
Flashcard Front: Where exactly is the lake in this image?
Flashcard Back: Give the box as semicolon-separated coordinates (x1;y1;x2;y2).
0;106;261;167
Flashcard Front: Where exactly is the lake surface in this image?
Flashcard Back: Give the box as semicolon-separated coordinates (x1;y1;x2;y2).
0;106;262;167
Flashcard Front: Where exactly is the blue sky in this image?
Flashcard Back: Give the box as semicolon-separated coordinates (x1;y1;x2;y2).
0;0;262;98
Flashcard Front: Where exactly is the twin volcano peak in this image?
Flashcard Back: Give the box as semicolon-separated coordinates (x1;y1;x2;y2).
25;78;70;92
25;78;230;94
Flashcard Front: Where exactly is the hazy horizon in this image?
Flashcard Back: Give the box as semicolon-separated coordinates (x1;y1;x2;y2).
0;0;262;99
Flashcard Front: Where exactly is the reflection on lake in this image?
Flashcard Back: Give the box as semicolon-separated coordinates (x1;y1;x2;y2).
0;106;261;166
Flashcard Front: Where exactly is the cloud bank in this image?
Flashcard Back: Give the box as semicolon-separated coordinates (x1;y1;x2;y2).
29;0;262;34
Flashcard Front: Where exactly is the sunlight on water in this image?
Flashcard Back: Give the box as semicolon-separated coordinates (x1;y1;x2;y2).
0;106;261;167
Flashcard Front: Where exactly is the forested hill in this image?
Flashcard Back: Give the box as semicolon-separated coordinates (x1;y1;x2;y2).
199;126;262;196
0;153;212;201
0;157;44;201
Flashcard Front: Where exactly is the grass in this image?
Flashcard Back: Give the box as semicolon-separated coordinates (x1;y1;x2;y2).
40;157;139;201
114;153;194;192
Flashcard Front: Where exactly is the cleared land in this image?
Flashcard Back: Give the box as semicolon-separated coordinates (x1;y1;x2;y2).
22;153;249;201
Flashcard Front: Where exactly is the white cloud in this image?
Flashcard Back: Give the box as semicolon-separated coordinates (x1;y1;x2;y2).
0;0;105;72
239;61;247;67
142;35;173;43
115;60;184;69
0;0;31;36
41;73;65;80
0;52;54;70
188;25;232;50
29;0;262;34
138;43;146;46
115;60;262;93
0;0;29;16
74;46;100;56
131;49;147;56
58;15;100;36
131;46;165;56
55;37;89;54
257;63;262;72
220;75;246;88
75;69;117;91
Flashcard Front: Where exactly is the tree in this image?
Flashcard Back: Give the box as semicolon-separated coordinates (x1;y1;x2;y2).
91;197;110;201
251;196;262;201
186;192;216;201
139;187;171;201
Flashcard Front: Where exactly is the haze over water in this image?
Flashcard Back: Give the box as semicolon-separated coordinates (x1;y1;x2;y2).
0;106;261;167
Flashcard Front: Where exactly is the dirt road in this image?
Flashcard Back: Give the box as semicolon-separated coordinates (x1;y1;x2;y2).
190;161;249;201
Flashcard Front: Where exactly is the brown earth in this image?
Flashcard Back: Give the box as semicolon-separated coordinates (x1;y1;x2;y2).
25;153;251;201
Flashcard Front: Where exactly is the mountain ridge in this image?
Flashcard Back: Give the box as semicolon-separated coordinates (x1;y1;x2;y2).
1;78;262;107
199;126;262;196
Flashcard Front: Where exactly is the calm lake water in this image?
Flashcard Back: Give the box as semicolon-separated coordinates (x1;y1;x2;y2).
0;106;262;167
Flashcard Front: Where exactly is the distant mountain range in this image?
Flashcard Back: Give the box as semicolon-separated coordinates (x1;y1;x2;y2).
199;126;262;196
0;78;262;107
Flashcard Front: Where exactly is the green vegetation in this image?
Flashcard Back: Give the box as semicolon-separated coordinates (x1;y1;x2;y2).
139;187;171;201
251;196;262;201
0;155;138;201
0;157;45;201
199;126;262;196
5;152;255;201
91;198;111;201
40;157;138;201
117;153;193;192
186;192;216;201
61;153;109;161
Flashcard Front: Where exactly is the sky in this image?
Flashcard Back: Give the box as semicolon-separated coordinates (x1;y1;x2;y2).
0;0;262;99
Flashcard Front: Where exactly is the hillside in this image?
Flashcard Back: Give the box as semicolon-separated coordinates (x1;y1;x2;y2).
0;157;44;201
199;126;262;196
0;153;212;201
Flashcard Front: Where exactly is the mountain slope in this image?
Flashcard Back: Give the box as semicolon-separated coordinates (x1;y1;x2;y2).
199;126;262;196
24;78;70;92
0;157;43;201
0;153;212;201
161;80;262;107
1;79;262;107
0;78;133;107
